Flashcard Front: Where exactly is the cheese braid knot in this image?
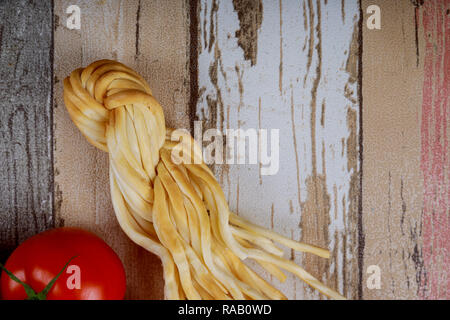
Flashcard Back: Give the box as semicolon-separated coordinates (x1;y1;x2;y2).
63;59;345;300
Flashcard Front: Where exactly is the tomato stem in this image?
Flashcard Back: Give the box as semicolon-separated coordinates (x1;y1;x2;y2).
0;263;37;298
0;255;77;300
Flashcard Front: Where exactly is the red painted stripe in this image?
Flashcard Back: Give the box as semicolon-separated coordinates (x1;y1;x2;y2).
420;0;449;300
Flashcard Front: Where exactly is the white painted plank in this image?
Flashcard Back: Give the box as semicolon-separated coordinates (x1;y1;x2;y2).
196;0;360;299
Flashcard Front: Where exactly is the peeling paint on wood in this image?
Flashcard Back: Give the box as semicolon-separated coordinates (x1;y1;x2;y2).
0;0;445;300
419;0;448;300
232;0;263;66
196;0;360;299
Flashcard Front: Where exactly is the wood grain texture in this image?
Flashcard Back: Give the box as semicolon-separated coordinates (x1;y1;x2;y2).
53;0;190;299
362;0;426;300
0;0;444;300
0;0;54;260
362;0;449;300
419;0;448;300
195;0;361;299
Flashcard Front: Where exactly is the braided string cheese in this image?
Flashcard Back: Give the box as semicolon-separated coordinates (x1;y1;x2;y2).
63;59;346;300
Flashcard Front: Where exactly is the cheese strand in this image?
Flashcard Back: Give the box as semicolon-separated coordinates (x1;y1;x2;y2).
63;59;345;300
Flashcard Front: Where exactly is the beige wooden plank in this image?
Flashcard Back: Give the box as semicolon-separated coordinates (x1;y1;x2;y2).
53;0;190;299
362;0;425;299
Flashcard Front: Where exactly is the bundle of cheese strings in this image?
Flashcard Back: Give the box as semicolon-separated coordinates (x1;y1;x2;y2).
63;59;345;300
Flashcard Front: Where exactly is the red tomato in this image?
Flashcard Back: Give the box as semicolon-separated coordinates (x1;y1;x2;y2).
1;227;126;300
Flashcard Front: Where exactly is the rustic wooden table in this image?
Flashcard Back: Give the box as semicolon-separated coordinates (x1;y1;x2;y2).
0;0;447;299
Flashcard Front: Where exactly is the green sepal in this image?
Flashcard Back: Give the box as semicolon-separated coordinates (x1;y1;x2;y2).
0;255;77;300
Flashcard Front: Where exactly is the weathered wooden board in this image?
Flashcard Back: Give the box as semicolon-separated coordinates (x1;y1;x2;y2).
1;0;446;300
419;0;448;300
0;0;54;262
362;0;425;300
195;0;361;299
53;0;190;299
362;0;448;300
